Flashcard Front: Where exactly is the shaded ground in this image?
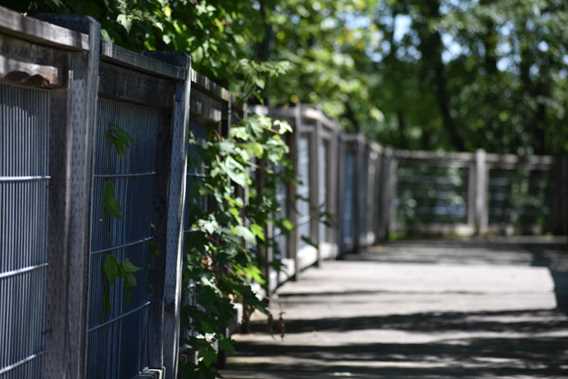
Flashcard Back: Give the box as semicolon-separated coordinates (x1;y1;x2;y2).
222;238;568;378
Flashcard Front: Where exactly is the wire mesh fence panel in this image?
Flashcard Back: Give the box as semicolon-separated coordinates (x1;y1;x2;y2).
396;162;469;227
488;168;551;231
341;149;355;246
365;150;379;244
318;140;331;243
297;135;312;249
274;173;289;260
0;84;49;379
87;98;164;379
359;149;369;243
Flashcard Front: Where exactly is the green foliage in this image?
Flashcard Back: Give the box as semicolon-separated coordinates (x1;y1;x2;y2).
373;0;568;154
100;126;142;314
102;255;141;313
106;125;133;156
179;115;293;378
102;180;122;219
8;0;568;153
261;0;382;132
11;0;382;133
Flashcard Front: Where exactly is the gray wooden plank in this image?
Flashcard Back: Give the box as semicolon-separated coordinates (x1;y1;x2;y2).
41;15;101;379
191;68;230;102
98;62;175;108
156;53;191;379
101;41;187;80
474;150;489;235
44;88;70;379
66;17;100;379
0;7;89;50
290;106;301;280
313;120;322;266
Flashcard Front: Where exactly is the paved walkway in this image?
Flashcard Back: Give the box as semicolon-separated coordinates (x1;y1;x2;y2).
222;239;568;378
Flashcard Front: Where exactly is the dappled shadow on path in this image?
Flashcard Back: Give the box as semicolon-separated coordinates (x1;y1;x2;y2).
228;308;568;378
251;308;568;334
223;239;568;379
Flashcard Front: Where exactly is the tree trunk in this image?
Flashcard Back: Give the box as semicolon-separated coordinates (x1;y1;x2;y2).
414;0;464;151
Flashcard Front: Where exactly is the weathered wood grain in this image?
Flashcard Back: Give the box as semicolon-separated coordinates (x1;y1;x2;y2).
0;6;88;50
99;62;175;108
102;41;186;80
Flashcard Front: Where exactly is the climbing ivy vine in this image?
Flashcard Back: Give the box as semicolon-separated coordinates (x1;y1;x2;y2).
98;98;293;379
179;115;293;378
101;124;141;314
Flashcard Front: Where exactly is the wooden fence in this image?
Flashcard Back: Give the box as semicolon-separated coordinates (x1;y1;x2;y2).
0;7;231;379
391;149;557;237
0;7;567;379
259;105;567;262
254;105;340;289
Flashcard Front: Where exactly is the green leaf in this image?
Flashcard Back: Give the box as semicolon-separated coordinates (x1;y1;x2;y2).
105;125;133;156
102;181;122;219
102;255;121;315
250;224;265;241
274;120;292;134
281;219;294;232
244;142;264;158
231;225;255;244
124;273;137;288
103;255;121;283
121;258;141;274
199;344;218;368
229;127;249;140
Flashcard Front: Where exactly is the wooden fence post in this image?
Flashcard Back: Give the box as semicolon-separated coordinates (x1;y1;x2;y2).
36;14;101;379
336;133;345;254
551;156;568;236
352;136;364;253
148;53;192;379
313;119;322;266
255;158;273;295
474;149;489;236
289;106;301;280
380;148;397;238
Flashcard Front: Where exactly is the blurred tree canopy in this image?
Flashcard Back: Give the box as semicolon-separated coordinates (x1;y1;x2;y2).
5;0;568;154
374;0;568;154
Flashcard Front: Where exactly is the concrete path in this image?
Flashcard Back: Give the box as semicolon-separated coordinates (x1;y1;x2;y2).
222;239;568;378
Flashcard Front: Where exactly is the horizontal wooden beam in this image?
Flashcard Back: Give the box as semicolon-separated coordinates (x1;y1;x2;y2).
191;68;230;102
0;6;88;50
101;41;186;80
394;149;474;162
0;55;61;87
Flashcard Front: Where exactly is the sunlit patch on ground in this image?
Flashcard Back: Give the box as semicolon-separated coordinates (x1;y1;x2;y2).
222;239;568;379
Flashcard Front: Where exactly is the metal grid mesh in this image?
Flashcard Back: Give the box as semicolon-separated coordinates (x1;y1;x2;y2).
341;149;355;245
396;162;468;225
296;135;311;249
318;140;331;243
365;152;378;243
359;150;369;241
0;84;49;378
87;99;164;379
274;180;289;259
488;168;551;229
